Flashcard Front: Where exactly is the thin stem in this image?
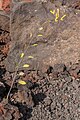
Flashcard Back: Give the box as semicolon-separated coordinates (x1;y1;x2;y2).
7;1;33;100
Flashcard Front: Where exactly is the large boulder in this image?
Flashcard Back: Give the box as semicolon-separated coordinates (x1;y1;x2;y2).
5;1;80;72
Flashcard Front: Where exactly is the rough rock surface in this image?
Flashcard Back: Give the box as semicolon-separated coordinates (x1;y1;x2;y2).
0;13;10;31
4;0;80;72
0;1;80;120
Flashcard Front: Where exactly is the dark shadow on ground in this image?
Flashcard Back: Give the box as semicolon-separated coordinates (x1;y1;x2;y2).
32;93;46;106
15;103;33;120
0;66;6;78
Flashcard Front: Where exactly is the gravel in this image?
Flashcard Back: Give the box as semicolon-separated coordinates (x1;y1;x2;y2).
25;63;80;120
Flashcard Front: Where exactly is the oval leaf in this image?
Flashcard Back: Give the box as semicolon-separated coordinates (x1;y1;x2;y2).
39;27;43;30
28;56;34;59
19;72;24;76
23;64;30;68
38;34;43;37
32;44;38;47
18;80;26;85
20;53;24;58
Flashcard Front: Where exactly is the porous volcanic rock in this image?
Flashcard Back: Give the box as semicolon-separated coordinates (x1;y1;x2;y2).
5;1;80;72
